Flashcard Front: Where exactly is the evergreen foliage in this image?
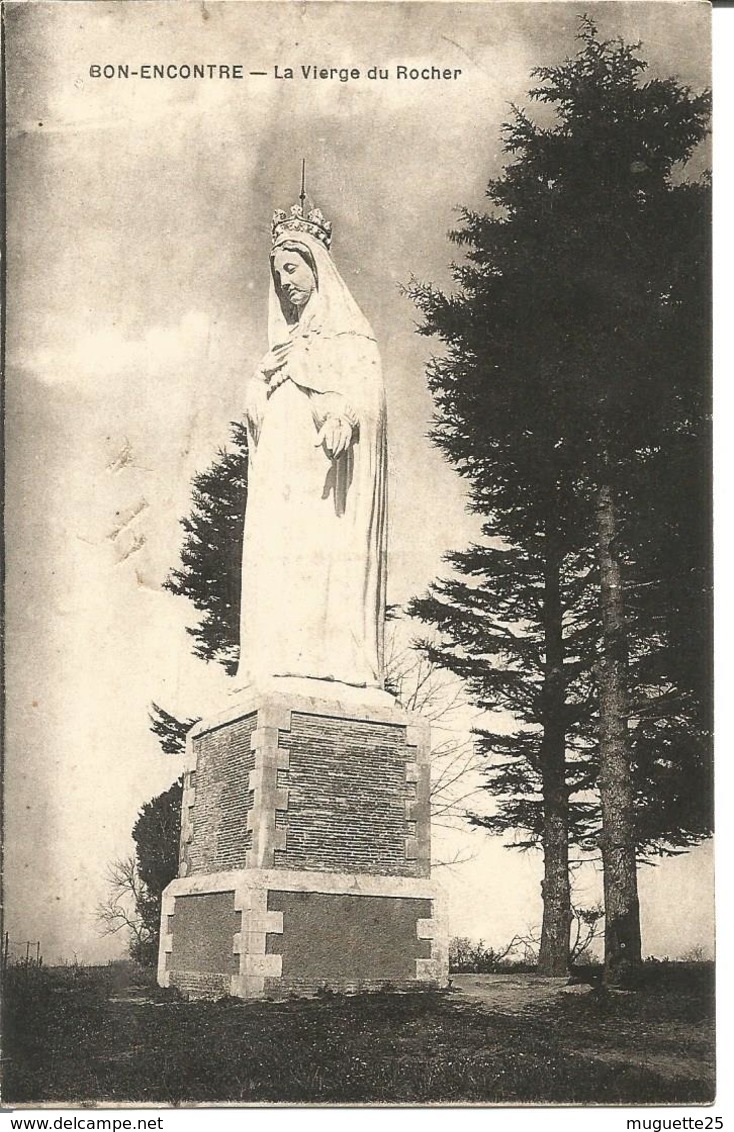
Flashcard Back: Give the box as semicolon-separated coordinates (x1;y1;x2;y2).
148;703;200;755
119;707;200;965
407;17;711;979
411;541;598;849
164;421;249;674
130;777;183;966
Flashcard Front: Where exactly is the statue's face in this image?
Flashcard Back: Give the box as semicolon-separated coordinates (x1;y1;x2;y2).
273;247;316;310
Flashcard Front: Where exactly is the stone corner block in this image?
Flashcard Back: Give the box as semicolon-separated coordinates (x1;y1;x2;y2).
256;700;294;733
416;917;436;940
250;726;280;752
184;733;198;772
416;958;446;983
246;910;283;935
405;721;431;753
242;953;283;979
231;975;265;999
156;892;176;988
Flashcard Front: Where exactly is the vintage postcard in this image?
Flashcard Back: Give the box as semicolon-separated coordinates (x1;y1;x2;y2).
2;0;715;1114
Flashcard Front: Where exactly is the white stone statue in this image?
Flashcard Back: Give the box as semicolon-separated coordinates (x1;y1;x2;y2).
237;205;387;692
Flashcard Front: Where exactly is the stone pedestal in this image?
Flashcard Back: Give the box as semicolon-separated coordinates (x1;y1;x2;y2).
157;685;449;998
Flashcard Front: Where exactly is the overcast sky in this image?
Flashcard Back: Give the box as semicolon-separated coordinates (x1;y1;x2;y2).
4;0;713;965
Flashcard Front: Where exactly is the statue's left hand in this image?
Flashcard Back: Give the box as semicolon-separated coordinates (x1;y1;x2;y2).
315;414;354;459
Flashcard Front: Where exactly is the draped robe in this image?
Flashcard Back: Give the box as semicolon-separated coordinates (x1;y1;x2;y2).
237;231;387;690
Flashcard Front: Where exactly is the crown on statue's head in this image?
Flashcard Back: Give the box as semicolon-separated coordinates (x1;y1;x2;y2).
272;203;333;250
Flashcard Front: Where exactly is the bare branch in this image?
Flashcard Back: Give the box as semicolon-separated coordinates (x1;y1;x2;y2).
95;856;149;949
432;845;478;870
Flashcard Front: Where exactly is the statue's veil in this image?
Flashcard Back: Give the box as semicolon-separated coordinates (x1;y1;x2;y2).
268;230;376;349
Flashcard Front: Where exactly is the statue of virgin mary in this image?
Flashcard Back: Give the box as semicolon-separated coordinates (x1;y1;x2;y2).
237;204;387;692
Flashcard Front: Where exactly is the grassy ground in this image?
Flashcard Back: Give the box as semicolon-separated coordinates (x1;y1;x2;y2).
1;962;715;1106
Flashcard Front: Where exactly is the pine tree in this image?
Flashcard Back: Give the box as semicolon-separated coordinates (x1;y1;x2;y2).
164;421;249;673
410;527;598;974
408;17;711;982
131;777;184;966
148;703;201;754
120;709;200;964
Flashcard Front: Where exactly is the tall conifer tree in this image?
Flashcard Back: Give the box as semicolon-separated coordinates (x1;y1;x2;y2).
408;17;711;982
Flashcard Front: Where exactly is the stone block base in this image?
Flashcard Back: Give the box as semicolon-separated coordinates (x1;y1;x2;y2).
158;868;448;999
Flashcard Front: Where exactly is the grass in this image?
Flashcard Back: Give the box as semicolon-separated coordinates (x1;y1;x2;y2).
1;961;715;1106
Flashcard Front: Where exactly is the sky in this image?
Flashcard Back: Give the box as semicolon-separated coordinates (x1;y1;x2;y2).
4;0;714;966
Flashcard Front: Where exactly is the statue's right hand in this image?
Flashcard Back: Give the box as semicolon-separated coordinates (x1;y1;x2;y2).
258;340;292;378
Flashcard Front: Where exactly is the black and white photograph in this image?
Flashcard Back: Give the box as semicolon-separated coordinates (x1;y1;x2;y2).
1;0;717;1111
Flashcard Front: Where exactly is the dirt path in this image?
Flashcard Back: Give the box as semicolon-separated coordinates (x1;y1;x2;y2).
448;974;714;1092
450;972;588;1013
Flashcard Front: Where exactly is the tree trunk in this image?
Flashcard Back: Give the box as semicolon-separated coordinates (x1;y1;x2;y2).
538;513;571;976
596;480;642;986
